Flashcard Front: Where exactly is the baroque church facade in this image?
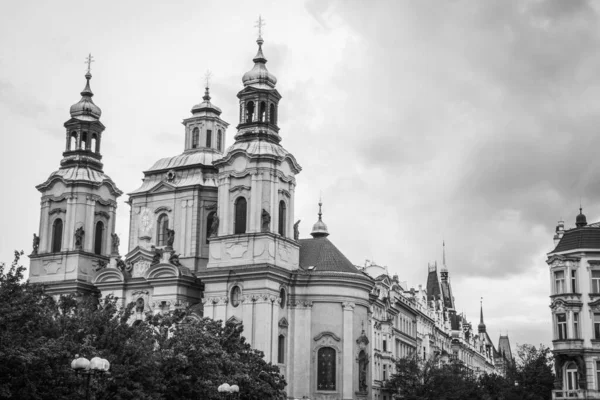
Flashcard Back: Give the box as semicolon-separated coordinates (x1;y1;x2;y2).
28;32;511;400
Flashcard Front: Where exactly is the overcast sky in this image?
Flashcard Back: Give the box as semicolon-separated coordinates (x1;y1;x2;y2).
2;0;599;350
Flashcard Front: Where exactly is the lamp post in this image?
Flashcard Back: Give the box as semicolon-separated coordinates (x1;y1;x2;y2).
217;383;239;399
70;355;110;400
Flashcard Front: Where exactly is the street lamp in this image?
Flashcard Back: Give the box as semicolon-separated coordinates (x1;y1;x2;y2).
218;383;239;399
70;355;110;400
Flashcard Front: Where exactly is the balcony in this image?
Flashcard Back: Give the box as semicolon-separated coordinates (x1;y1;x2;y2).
553;389;600;399
552;339;584;352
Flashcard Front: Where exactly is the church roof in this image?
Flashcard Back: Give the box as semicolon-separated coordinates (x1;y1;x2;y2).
298;236;361;274
551;225;600;253
426;266;442;303
146;150;222;172
37;165;121;196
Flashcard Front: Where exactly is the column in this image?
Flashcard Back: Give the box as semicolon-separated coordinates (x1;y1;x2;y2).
288;183;295;238
214;296;228;322
254;294;274;361
84;197;95;252
271;297;281;364
220;177;231;235
242;295;255;345
106;204;116;255
180;200;188;255
249;173;257;233
39;200;50;253
342;302;355;399
64;196;76;250
270;172;277;232
255;172;263;232
291;301;313;398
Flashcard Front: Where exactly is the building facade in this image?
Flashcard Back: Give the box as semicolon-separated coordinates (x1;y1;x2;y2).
548;210;600;399
28;31;512;400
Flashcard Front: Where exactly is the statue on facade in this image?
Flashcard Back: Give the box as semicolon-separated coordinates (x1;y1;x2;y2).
166;228;175;248
116;257;126;272
111;233;120;254
93;260;107;272
151;246;163;266
32;234;40;255
74;227;85;250
293;220;301;240
209;214;219;238
261;209;271;232
169;251;181;266
358;350;369;393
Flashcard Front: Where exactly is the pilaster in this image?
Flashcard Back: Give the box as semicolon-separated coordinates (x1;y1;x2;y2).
271;297;281;364
242;295;255;345
342;302;355;400
65;196;76;250
84;197;95;252
270;171;277;232
39;200;50;253
249;173;258;233
254;294;275;361
288;183;295;238
107;204;116;255
220;176;231;235
290;300;313;399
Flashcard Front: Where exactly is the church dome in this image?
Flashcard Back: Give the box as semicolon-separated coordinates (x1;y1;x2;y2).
191;87;222;115
576;207;587;228
70;72;101;120
242;38;277;89
310;201;329;238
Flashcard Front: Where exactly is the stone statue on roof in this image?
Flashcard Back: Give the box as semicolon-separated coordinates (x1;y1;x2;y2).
32;234;40;255
111;233;120;255
293;220;301;240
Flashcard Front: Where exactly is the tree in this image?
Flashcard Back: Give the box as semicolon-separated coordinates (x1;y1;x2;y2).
386;355;482;400
0;251;285;399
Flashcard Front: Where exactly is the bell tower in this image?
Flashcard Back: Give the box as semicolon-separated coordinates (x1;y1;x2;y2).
207;28;302;270
29;56;123;296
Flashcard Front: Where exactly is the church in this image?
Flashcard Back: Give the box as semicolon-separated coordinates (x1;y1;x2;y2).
28;27;511;400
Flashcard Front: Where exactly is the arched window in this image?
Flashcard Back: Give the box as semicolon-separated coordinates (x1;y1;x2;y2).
217;130;223;151
206;129;212;148
192;128;199;148
51;219;63;253
230;286;241;307
157;214;169;246
278;334;285;364
565;362;578;391
246;101;255;122
94;221;104;255
234;197;247;234
91;134;98;153
259;101;266;122
206;212;215;244
317;347;336;391
278;200;286;236
70;132;77;151
80;132;87;150
269;103;276;124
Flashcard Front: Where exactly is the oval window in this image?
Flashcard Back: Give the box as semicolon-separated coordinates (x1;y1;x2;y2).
231;286;241;307
279;288;286;309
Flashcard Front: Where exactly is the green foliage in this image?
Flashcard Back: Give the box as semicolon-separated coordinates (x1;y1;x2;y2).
0;252;284;400
388;344;555;400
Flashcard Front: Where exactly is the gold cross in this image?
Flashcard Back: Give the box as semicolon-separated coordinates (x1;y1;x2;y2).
85;53;95;74
255;15;266;38
204;70;212;88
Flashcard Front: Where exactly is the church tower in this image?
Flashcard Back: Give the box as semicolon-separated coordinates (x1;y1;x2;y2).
207;27;302;270
29;58;123;296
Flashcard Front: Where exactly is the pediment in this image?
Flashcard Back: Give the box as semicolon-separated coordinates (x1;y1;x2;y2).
148;181;176;194
124;246;154;265
314;331;341;342
93;268;125;284
279;317;289;328
547;254;580;267
227;315;242;325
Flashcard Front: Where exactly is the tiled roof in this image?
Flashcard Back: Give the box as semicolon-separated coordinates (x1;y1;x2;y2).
498;335;512;360
298;237;361;274
426;269;441;302
552;226;600;253
147;150;222;172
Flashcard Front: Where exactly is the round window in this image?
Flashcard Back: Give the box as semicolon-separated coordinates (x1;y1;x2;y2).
279;288;286;309
231;286;241;307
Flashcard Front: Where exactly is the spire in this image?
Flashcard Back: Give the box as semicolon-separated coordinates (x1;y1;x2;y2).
242;15;277;89
203;70;212;102
576;206;587;228
440;241;448;277
190;70;222;116
310;198;329;238
69;54;101;120
478;297;487;334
